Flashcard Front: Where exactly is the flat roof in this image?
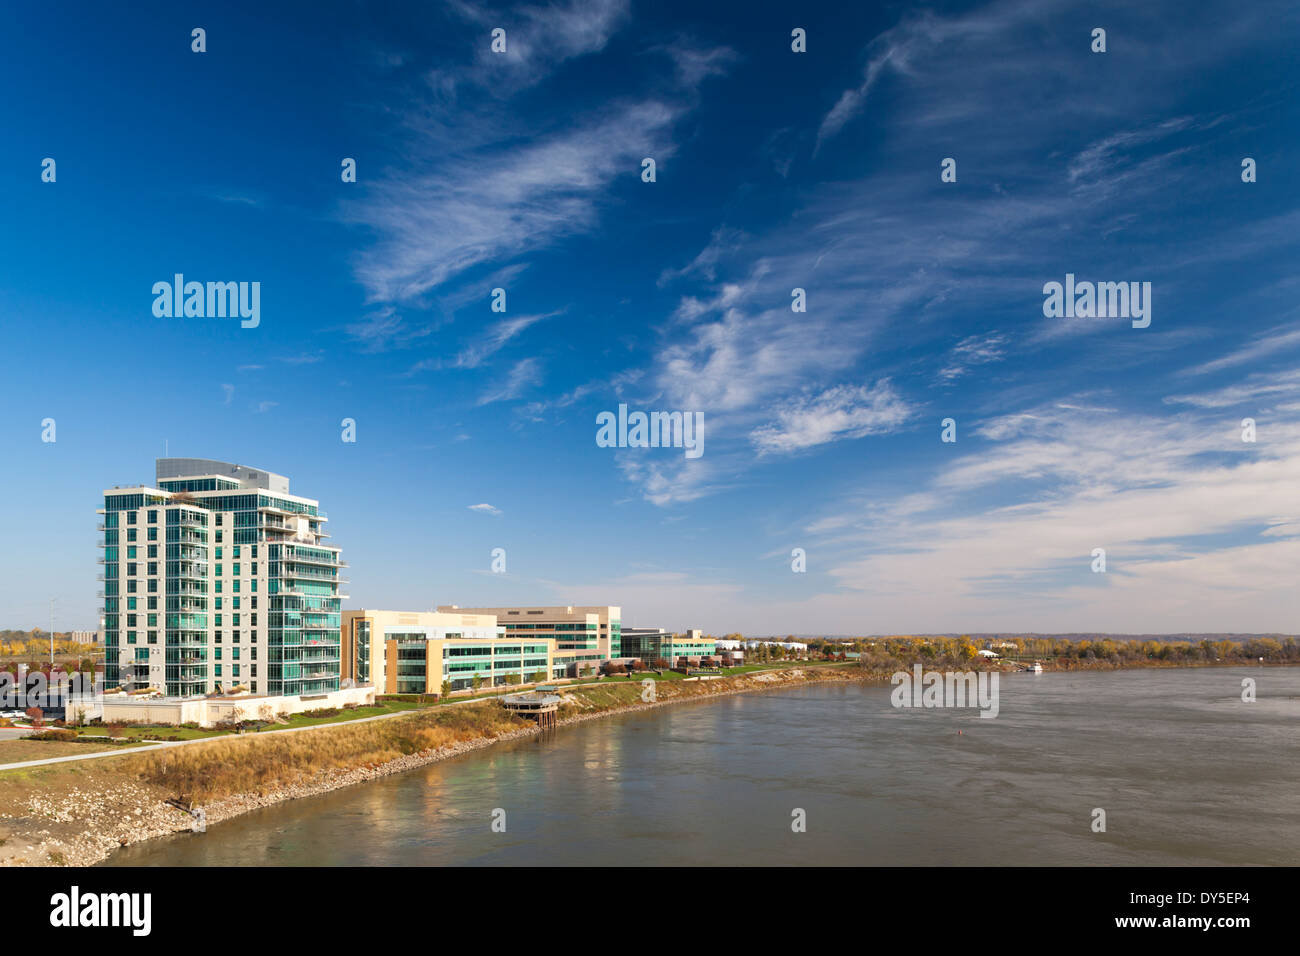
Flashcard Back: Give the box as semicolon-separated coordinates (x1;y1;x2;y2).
156;457;290;493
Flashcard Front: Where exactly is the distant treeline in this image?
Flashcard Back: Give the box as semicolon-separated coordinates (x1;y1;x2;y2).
0;628;95;641
1;659;99;676
804;635;1299;663
744;632;1298;643
0;628;100;660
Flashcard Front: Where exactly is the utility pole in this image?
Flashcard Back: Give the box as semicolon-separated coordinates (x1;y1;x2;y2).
49;598;56;667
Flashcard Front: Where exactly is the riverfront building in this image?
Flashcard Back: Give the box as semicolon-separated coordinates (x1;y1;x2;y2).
622;627;716;666
620;626;668;662
437;605;621;677
341;609;554;693
98;458;345;698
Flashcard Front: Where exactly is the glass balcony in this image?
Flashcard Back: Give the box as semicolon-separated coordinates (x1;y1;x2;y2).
281;547;343;567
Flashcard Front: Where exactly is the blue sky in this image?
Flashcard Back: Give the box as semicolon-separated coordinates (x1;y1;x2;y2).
1;0;1297;635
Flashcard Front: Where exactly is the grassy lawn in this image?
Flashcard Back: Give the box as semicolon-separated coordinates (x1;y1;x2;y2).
32;700;438;746
84;726;227;741
593;670;690;683
251;699;428;732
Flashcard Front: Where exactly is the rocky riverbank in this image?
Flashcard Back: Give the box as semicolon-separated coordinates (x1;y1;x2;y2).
1;665;867;867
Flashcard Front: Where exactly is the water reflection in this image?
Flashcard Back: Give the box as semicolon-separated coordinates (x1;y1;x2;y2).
106;667;1300;866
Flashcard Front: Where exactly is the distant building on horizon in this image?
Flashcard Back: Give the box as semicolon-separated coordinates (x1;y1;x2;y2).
745;639;809;652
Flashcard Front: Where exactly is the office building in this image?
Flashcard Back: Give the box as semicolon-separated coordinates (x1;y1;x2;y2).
342;609;553;693
622;627;716;666
437;605;621;677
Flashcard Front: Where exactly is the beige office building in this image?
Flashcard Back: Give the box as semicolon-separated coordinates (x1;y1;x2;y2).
437;605;622;677
342;609;553;694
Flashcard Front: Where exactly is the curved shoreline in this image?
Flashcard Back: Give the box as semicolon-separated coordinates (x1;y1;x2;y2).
110;657;1292;862
134;668;869;850
0;660;1288;867
24;666;850;867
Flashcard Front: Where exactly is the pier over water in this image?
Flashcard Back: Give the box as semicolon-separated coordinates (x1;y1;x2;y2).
500;691;561;729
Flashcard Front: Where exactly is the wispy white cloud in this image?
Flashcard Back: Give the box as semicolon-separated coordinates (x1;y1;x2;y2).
467;502;502;515
349;101;680;304
280;351;325;366
453;310;560;369
654;37;738;87
346;0;739;308
1163;368;1300;409
404;310;560;375
477;357;543;405
1183;323;1300;376
938;332;1008;383
815;4;1029;151
519;368;642;421
752;382;911;454
795;399;1300;632
344;305;434;353
438;0;631;96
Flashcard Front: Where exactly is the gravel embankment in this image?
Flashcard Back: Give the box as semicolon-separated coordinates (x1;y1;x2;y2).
2;666;864;867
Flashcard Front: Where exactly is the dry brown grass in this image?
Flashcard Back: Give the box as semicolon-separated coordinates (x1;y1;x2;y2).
121;702;530;802
0;738;129;764
559;664;860;714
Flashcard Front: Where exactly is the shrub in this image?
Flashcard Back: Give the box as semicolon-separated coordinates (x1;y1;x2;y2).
27;728;80;742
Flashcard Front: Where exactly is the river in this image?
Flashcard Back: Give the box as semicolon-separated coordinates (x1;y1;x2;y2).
105;666;1300;866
